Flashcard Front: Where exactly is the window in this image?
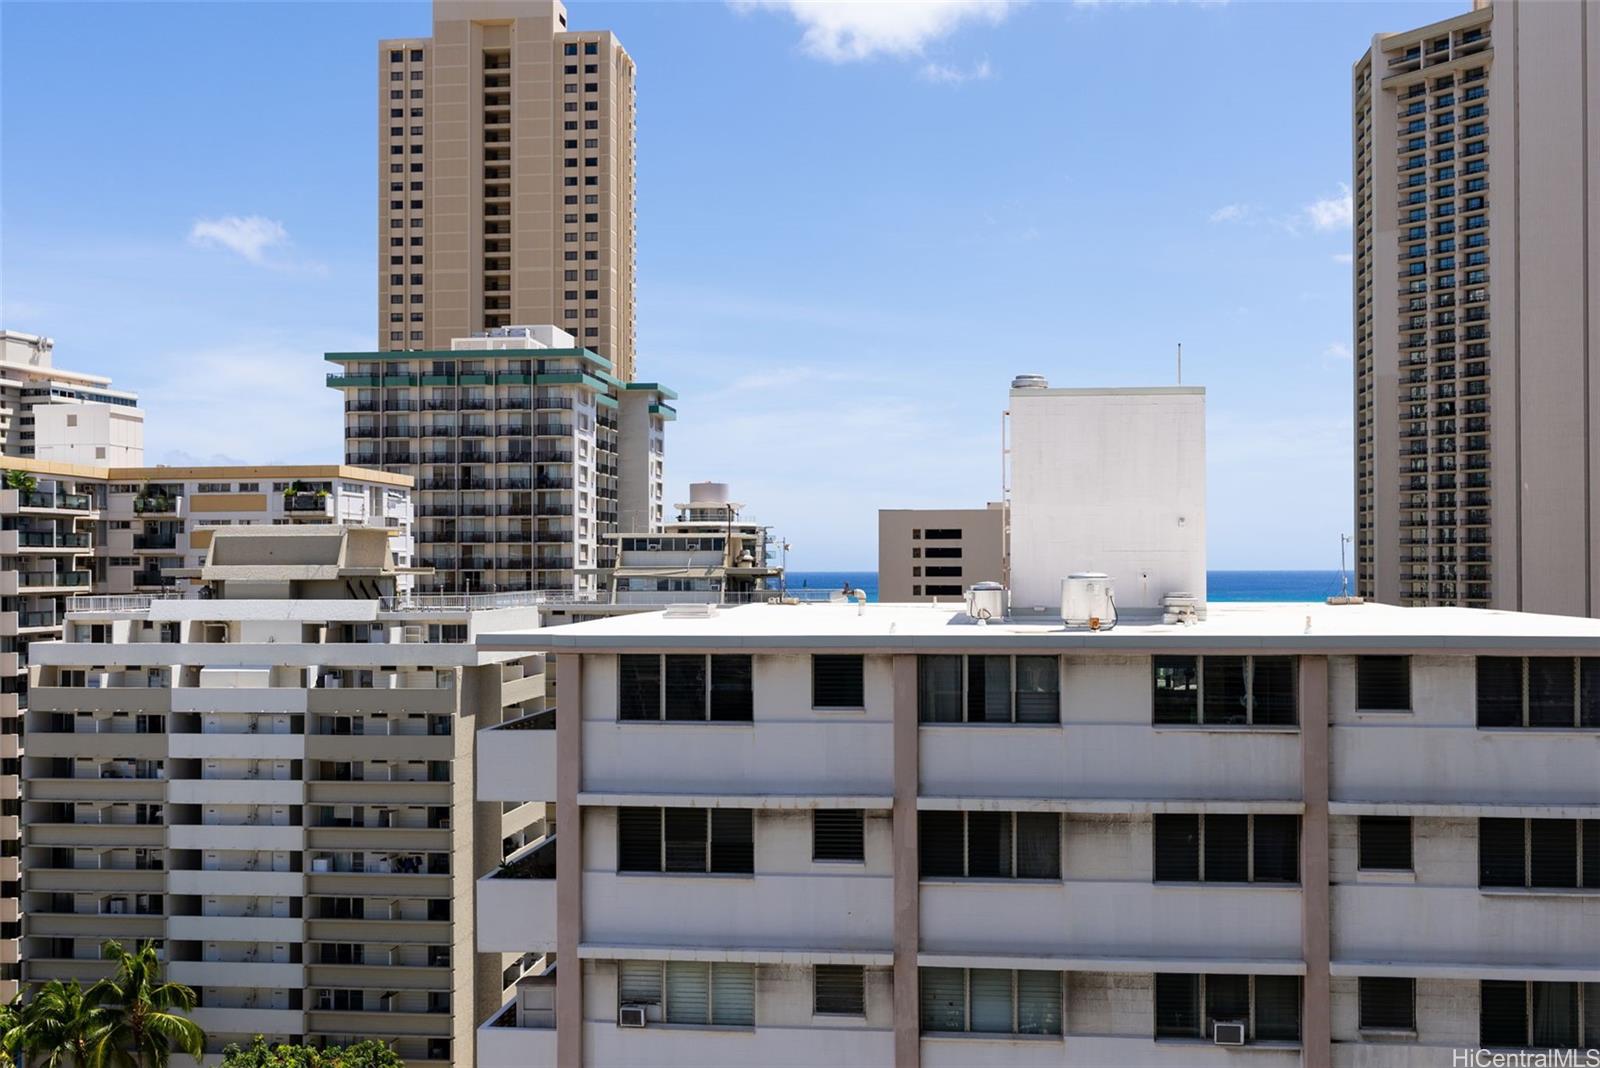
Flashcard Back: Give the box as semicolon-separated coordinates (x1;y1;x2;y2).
617;654;752;722
1479;818;1600;890
916;655;1059;724
618;960;754;1027
616;806;753;874
813;809;864;862
1358;816;1413;871
1152;814;1299;884
1479;657;1600;728
814;965;865;1016
924;528;961;539
1481;981;1600;1050
919;968;1062;1036
1357;656;1411;711
812;655;863;709
1152;656;1297;726
1359;976;1416;1032
1155;974;1300;1043
919;811;1060;879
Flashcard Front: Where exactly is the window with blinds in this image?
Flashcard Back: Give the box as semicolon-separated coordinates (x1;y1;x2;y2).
616;806;754;875
917;968;1062;1036
1481;981;1600;1050
814;965;865;1016
916;655;1060;724
1358;816;1413;871
1153;814;1299;884
617;960;755;1028
1358;976;1416;1031
813;809;865;862
813;655;864;709
616;654;754;722
1154;973;1300;1043
1152;656;1298;726
1479;818;1600;890
1357;656;1412;711
1477;656;1600;729
918;810;1060;880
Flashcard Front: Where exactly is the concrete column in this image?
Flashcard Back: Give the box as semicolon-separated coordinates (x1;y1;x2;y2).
891;655;920;1068
555;653;583;1068
1299;656;1331;1068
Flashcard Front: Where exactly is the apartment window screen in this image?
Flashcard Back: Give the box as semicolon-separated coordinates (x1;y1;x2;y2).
618;960;755;1027
1477;657;1600;728
1155;974;1300;1042
814;965;865;1016
917;968;1062;1036
617;807;754;874
918;811;1060;880
617;654;753;722
1358;977;1416;1031
917;655;1060;724
1479;818;1600;890
812;655;864;708
1357;656;1412;711
1153;814;1299;884
1153;655;1297;726
1358;816;1414;871
1481;981;1600;1050
813;809;865;862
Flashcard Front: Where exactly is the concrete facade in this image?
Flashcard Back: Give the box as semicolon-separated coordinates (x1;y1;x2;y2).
1354;0;1600;616
0;331;142;464
878;506;1005;604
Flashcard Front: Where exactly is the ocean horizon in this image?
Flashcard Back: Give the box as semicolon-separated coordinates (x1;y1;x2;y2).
784;570;1348;604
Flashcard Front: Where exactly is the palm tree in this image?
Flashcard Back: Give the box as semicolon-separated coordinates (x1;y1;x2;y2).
2;471;37;495
6;980;106;1068
87;942;204;1068
0;994;22;1068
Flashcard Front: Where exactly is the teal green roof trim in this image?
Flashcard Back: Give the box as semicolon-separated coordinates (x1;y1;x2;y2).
535;373;610;393
624;382;679;400
323;347;613;371
649;403;678;421
595;394;620;410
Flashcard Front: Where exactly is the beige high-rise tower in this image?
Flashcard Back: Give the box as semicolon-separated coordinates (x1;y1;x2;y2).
1353;0;1600;616
380;0;637;381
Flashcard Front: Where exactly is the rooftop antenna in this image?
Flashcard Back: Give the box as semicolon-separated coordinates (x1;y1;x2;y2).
1176;342;1182;385
1328;533;1363;605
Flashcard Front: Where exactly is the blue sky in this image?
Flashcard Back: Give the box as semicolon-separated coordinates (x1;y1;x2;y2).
1;0;1456;569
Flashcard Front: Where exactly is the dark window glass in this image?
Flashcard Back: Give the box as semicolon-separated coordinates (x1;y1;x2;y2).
1016;813;1060;879
1204;973;1250;1033
919;811;965;878
1203;656;1248;725
1529;819;1578;888
1153;656;1199;724
1357;656;1412;711
918;656;962;723
813;655;863;708
1358;816;1413;871
1479;818;1526;887
710;809;753;874
1254;975;1301;1041
1204;815;1249;882
618;654;659;721
1153;814;1200;882
1528;659;1576;727
663;807;707;872
1531;982;1580;1049
1014;656;1060;723
1154;973;1200;1038
813;809;864;862
814;965;864;1015
1252;657;1297;725
1016;970;1063;1035
1359;976;1416;1031
1584;822;1600;889
664;655;706;721
1584;984;1600;1049
708;655;753;721
1477;657;1523;727
966;812;1012;878
967;655;1010;723
1580;659;1600;727
1252;815;1300;883
919;968;965;1033
1480;980;1527;1047
617;807;660;872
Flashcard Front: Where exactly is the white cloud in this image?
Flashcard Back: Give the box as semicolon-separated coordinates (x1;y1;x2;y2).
732;0;1017;62
1208;203;1251;224
1303;184;1353;231
187;215;290;264
1322;341;1352;362
920;58;992;83
1330;251;1353;265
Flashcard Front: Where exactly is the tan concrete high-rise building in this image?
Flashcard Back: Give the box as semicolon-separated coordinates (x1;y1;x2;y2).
1353;0;1600;616
379;0;638;381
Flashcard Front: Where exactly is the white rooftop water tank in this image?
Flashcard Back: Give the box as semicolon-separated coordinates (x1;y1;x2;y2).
1061;572;1114;626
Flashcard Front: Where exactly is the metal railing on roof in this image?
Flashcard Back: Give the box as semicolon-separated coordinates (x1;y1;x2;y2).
67;594;181;614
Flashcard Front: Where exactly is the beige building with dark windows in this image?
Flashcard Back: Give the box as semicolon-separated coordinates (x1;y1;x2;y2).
878;506;1006;603
379;0;638;381
1353;0;1600;616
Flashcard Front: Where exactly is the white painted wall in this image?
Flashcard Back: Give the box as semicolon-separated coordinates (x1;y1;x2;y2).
1008;387;1206;613
34;402;144;466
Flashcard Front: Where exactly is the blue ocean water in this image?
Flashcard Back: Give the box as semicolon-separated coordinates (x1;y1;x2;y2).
787;571;1345;604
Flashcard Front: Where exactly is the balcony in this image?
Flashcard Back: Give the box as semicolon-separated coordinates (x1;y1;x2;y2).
476;836;556;953
478;980;556;1068
284;492;331;513
477;710;555;802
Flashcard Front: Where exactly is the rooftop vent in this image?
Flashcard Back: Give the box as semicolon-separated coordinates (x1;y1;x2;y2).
662;603;718;619
1011;373;1049;390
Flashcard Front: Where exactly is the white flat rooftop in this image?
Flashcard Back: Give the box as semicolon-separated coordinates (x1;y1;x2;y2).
480;599;1600;653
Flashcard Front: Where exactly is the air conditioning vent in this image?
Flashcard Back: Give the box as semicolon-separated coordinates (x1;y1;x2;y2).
1213;1020;1246;1046
618;1004;647;1028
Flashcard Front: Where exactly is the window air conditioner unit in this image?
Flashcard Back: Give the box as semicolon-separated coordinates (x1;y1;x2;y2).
1213;1020;1247;1046
618;1004;648;1028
